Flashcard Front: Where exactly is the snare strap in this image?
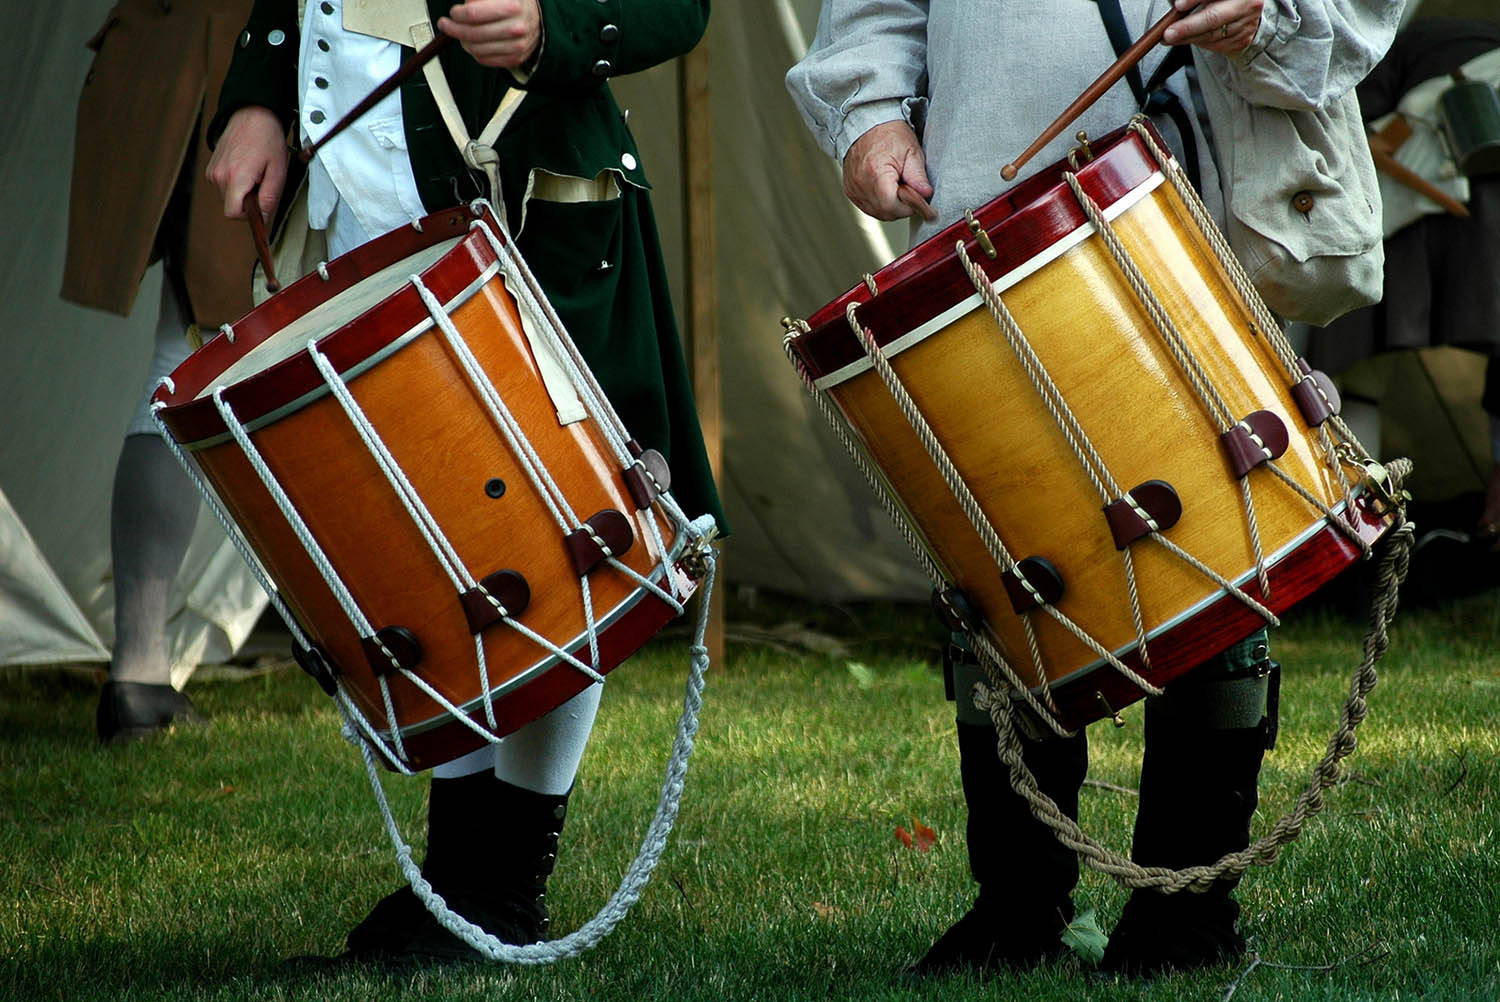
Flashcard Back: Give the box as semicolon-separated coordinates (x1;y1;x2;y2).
1092;0;1201;190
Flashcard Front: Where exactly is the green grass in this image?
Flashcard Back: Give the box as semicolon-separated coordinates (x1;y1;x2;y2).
2;590;1497;1002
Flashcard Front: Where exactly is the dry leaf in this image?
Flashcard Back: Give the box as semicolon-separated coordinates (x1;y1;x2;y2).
895;816;936;852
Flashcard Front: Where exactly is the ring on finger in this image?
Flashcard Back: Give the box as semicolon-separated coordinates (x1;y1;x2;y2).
1219;21;1230;39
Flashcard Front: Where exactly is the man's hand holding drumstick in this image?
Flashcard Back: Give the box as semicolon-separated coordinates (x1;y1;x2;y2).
841;120;939;224
205;105;289;223
1163;0;1263;54
839;0;1263;224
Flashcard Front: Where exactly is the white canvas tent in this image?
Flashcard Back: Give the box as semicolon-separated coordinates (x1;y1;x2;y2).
0;0;928;677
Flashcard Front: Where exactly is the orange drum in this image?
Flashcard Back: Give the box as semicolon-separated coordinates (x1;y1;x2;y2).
785;121;1398;732
153;203;709;771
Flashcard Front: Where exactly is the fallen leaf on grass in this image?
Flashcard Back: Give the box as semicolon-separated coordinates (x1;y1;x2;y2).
895;817;937;852
846;662;874;689
1061;907;1108;964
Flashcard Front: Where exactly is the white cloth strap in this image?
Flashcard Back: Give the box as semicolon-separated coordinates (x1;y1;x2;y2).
409;19;526;202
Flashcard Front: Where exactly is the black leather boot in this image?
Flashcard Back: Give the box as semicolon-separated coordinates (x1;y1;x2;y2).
342;771;570;965
96;680;207;745
1100;641;1276;976
910;715;1089;976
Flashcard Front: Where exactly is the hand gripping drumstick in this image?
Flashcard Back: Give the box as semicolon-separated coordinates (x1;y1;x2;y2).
244;33;454;293
1001;3;1191;181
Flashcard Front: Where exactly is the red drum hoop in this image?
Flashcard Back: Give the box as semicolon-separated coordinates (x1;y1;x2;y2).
154;203;704;771
788;122;1396;731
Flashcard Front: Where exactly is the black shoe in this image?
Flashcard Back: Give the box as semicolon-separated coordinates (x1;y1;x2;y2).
341;883;546;966
1099;885;1245;976
908;895;1072;976
1099;669;1269;978
96;680;207;745
907;720;1088;978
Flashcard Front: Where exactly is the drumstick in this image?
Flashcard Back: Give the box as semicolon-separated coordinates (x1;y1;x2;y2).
897;179;939;221
245;33;451;296
298;33;452;163
243;188;281;293
1001;3;1191;181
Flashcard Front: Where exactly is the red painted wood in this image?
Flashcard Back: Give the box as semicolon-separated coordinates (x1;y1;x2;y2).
793;124;1159;380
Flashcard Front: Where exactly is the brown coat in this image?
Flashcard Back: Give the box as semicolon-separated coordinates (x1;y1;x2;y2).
61;0;256;326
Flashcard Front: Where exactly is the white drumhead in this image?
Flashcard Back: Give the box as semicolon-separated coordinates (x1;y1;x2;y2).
197;237;461;399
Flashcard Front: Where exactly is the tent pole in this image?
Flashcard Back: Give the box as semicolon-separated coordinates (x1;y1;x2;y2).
679;40;725;668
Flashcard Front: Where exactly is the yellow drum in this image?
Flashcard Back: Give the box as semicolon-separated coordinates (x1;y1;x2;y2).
786;122;1396;730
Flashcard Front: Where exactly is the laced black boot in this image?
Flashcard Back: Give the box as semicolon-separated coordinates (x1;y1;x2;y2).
1101;641;1276;977
342;772;570;965
910;721;1087;976
910;648;1089;978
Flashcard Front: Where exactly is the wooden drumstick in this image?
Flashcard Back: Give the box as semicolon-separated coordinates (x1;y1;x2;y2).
896;179;939;221
243;188;281;293
1001;3;1192;181
299;33;452;163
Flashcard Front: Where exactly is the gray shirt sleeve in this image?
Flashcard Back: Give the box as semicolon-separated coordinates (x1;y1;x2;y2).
784;0;931;163
1206;0;1403;111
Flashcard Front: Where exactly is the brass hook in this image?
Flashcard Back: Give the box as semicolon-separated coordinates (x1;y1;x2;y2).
1095;691;1126;728
964;210;997;259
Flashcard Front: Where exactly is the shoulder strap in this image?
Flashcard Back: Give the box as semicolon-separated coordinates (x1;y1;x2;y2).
409;20;526;211
1091;0;1200;188
1094;0;1148;105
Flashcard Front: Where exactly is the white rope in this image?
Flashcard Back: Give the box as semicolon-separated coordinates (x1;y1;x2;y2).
211;387;376;639
151;391;424;768
469;211;638;466
308;345;477;595
151;203;716;780
150;396;307;651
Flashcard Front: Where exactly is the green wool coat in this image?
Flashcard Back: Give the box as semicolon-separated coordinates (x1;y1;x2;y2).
210;0;726;534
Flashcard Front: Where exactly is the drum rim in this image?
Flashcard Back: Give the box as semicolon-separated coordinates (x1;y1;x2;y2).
1044;495;1385;687
152;204;494;444
170;261;497;449
790;124;1161;381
